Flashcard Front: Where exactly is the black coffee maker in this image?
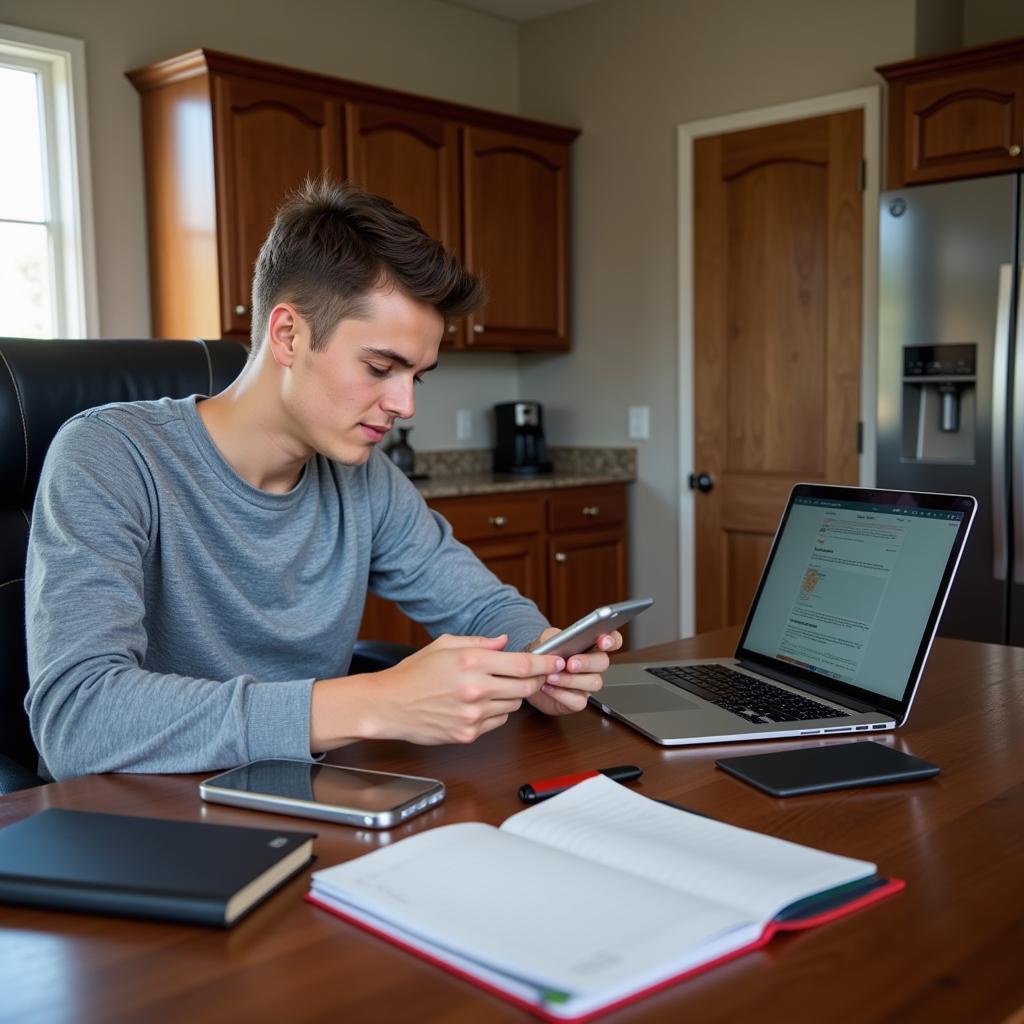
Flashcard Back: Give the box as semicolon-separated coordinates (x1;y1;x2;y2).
493;401;553;475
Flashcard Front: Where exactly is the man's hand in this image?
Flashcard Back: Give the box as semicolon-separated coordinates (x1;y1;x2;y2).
524;627;621;716
310;633;564;749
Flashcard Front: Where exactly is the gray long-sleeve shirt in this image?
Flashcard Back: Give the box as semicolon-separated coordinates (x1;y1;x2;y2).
25;396;547;780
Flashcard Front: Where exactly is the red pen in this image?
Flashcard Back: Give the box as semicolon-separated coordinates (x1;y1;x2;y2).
517;764;643;803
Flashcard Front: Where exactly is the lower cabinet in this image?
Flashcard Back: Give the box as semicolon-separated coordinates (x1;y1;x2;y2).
358;483;630;649
548;529;628;630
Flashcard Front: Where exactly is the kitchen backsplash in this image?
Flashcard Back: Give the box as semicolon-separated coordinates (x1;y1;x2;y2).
414;446;637;479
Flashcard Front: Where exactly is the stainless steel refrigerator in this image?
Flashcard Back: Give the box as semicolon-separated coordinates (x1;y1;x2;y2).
877;174;1023;644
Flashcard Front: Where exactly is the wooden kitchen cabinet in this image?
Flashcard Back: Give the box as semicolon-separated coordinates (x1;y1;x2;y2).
430;493;548;610
878;37;1024;189
128;49;578;350
344;100;464;348
548;529;628;632
462;127;571;351
213;76;344;337
359;483;630;647
546;485;628;630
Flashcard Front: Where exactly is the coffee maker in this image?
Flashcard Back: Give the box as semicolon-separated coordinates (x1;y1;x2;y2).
493;401;553;475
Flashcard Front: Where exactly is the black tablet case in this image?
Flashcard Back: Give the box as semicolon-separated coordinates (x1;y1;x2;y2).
716;740;940;797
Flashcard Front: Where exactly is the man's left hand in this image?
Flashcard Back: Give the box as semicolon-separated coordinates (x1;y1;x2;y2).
525;628;621;716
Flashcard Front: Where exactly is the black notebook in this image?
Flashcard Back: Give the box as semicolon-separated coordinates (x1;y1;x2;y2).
0;809;315;927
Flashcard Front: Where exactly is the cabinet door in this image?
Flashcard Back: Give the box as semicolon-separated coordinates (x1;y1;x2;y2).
357;531;545;647
212;75;344;338
895;63;1024;186
346;102;463;348
548;529;628;635
462;127;570;351
359;591;426;648
358;494;546;646
431;493;547;610
469;534;547;612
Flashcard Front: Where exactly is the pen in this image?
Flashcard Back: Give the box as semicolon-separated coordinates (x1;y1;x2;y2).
517;764;643;803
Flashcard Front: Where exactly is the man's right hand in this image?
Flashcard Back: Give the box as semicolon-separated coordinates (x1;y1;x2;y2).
309;634;564;750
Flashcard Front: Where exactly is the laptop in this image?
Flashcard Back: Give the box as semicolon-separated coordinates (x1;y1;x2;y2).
597;484;976;746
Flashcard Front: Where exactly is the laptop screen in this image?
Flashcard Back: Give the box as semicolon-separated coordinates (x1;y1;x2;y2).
737;486;975;718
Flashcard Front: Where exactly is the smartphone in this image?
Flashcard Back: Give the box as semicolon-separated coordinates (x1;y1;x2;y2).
531;597;654;657
199;759;445;828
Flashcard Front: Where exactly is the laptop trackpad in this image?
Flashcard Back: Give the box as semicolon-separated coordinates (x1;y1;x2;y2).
603;684;699;714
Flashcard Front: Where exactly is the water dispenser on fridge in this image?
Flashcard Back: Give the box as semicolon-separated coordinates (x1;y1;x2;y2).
899;343;976;463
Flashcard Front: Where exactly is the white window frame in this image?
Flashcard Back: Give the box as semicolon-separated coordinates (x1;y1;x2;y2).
0;23;98;337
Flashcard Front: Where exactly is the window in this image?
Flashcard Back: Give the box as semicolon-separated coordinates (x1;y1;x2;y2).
0;24;97;338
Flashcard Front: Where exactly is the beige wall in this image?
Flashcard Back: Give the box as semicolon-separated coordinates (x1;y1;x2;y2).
0;0;521;447
517;0;920;646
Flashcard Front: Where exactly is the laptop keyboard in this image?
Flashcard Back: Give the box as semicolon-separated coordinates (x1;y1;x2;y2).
646;664;851;725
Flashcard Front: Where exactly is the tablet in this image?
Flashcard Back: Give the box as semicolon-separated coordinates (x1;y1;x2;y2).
715;740;940;797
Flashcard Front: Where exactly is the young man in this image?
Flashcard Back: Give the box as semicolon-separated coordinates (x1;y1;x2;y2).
25;180;619;780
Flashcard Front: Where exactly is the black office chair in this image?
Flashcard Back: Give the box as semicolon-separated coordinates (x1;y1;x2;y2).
0;338;413;794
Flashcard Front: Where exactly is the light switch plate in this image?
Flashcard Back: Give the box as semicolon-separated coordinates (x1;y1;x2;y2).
628;406;650;440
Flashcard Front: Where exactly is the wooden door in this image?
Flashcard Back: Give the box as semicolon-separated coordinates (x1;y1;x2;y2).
212;75;344;338
462;127;570;351
693;111;863;631
346;102;463;347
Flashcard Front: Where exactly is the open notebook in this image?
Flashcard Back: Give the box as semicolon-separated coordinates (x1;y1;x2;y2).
307;776;902;1022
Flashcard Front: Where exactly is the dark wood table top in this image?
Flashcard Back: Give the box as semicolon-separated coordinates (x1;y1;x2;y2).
3;630;1024;1024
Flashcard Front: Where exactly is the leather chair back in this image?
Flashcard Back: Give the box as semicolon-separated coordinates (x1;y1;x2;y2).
0;338;247;772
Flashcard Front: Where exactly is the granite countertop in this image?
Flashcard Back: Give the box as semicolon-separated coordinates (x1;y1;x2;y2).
407;446;636;500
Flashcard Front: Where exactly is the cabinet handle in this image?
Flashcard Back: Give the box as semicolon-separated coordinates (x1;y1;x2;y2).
582;505;600;517
554;552;568;563
1010;144;1023;157
473;324;484;334
234;304;248;316
487;515;508;527
447;323;457;334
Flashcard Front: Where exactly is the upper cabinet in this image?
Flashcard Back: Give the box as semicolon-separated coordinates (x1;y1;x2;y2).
344;100;463;347
214;76;345;337
127;50;578;351
878;37;1024;189
463;128;570;351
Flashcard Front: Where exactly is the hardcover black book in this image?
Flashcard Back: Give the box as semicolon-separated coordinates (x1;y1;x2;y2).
0;809;315;927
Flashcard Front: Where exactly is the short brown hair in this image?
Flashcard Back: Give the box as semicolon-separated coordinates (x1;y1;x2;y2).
249;178;485;353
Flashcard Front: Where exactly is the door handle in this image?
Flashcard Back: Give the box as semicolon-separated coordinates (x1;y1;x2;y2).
992;265;1011;581
689;472;714;493
1013;267;1024;584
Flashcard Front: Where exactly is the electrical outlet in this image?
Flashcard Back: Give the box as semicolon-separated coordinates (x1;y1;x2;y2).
628;406;650;440
456;408;472;442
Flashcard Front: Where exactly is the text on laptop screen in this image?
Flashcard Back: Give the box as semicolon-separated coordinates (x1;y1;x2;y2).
742;496;964;700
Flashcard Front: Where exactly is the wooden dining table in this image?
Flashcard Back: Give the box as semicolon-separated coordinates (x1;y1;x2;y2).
2;629;1024;1024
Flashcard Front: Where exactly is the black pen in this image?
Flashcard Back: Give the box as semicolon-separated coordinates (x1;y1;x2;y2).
517;764;643;803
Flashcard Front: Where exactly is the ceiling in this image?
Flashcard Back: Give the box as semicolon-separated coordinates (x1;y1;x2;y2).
441;0;596;22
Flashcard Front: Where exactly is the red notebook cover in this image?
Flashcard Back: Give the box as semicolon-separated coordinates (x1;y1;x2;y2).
306;875;904;1022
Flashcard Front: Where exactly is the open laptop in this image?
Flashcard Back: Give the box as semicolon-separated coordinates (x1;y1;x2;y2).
597;484;976;745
